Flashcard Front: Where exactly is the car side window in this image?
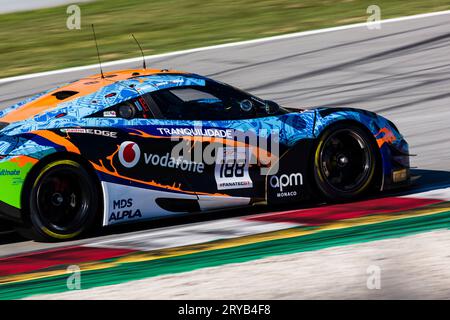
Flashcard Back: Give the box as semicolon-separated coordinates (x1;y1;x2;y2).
149;84;264;121
150;87;224;120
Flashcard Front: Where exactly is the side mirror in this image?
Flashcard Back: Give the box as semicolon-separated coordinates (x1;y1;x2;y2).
265;100;280;115
240;99;254;112
118;102;137;120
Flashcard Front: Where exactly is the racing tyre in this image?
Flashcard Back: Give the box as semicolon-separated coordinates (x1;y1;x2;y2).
313;123;378;202
18;160;100;241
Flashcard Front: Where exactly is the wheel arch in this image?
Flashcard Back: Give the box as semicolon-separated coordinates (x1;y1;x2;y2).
20;151;104;223
313;119;384;193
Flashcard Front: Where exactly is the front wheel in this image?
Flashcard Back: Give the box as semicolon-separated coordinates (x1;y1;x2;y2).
313;124;378;202
18;159;100;241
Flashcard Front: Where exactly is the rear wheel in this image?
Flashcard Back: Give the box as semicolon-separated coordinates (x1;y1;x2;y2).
313;124;378;202
18;159;100;241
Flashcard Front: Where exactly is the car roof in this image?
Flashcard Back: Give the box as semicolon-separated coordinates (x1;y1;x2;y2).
0;69;206;123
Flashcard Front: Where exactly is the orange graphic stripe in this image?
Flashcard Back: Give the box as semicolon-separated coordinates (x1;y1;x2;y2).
32;130;80;154
10;155;38;167
376;127;397;147
0;69;186;123
90;160;229;197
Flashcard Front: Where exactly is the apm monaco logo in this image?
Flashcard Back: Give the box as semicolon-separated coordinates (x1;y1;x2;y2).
118;141;141;168
270;173;303;198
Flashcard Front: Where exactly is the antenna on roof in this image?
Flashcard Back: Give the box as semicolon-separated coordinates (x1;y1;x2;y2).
91;24;105;79
131;34;147;70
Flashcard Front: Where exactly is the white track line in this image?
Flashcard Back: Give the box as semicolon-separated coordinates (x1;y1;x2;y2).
86;218;297;251
0;10;449;85
403;187;450;200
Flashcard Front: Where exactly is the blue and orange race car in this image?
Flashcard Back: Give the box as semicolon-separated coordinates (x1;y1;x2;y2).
0;69;410;241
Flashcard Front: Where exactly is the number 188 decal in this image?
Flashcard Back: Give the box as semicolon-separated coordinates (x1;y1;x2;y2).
215;147;253;190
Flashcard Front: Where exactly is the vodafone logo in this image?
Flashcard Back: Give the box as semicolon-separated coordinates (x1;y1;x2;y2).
118;141;141;168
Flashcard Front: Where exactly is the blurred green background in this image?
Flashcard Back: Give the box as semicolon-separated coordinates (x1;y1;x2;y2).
0;0;449;78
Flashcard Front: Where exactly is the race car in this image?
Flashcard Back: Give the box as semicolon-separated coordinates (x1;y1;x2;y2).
0;69;410;241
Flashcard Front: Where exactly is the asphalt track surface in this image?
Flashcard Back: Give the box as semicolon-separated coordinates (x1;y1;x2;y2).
0;12;450;298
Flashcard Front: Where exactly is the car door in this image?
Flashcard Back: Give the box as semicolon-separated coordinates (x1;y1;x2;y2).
146;82;277;209
80;96;201;224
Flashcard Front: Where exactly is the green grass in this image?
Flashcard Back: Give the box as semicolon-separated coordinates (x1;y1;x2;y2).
0;0;449;78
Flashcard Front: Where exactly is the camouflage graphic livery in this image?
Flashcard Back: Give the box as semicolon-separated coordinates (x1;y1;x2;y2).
0;69;410;240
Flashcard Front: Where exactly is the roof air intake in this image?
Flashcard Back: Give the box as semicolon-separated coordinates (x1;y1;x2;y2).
52;91;79;101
